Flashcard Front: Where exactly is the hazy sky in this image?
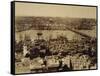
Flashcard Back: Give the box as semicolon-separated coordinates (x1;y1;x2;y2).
15;2;96;18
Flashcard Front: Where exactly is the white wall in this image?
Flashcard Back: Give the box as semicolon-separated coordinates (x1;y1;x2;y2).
0;0;99;76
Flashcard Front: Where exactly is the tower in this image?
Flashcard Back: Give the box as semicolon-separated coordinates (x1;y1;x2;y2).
23;43;28;57
37;32;43;40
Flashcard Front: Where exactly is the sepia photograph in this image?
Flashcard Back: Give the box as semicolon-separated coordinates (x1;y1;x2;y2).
11;1;97;74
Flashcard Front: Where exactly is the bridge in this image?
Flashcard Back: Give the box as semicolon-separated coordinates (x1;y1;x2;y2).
66;26;96;39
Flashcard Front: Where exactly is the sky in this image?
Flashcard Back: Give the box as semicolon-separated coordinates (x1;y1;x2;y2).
15;2;97;19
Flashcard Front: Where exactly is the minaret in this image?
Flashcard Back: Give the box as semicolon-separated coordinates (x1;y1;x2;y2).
23;43;28;57
70;59;73;70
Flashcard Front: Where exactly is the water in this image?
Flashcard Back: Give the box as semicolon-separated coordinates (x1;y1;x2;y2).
15;30;81;42
15;27;96;42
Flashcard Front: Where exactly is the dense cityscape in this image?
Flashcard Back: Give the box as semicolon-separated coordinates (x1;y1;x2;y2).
15;17;97;74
